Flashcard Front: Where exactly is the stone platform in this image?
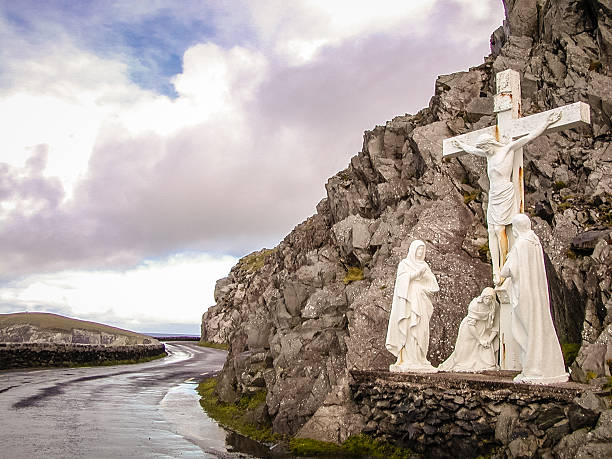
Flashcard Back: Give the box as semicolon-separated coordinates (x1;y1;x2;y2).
349;370;609;458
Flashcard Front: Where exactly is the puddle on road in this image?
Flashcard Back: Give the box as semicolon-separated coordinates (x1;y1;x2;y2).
160;381;270;458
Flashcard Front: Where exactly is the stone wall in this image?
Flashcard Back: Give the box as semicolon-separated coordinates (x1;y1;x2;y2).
350;370;612;458
0;342;166;369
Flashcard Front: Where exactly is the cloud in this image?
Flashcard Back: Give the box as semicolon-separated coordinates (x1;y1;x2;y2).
0;1;505;329
0;1;505;278
0;252;237;330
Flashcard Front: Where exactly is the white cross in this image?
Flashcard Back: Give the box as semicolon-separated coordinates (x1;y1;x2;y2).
443;69;590;215
441;69;591;370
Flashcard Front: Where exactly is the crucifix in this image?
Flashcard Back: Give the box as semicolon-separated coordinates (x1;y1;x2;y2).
442;69;591;369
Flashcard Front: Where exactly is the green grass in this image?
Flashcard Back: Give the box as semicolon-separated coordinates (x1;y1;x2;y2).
343;267;364;285
197;379;416;458
0;312;152;344
197;377;278;444
237;249;276;273
558;201;572;211
289;435;414;458
197;341;229;351
561;343;580;367
553;181;567;191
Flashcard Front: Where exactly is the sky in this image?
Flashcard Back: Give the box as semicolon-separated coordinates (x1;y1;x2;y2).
0;0;505;334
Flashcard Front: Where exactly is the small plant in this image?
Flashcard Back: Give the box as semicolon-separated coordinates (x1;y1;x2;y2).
553;181;567;191
463;190;479;204
237;249;276;273
590;60;603;72
586;371;598;381
561;343;580;367
343;266;364;285
566;249;577;259
478;243;490;263
558;201;572;211
198;340;229;350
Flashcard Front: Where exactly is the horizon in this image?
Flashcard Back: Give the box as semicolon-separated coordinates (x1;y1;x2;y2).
0;1;505;334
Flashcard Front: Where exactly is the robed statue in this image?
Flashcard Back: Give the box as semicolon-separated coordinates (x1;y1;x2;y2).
438;287;499;373
500;214;568;384
386;240;439;373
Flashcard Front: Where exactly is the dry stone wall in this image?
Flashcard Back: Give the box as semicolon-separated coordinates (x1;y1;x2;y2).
350;370;611;459
0;342;166;369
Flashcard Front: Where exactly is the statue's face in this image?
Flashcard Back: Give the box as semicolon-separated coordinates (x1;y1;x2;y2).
482;294;494;305
416;246;425;260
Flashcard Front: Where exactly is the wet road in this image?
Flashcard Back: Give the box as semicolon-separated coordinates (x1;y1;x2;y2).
0;342;246;458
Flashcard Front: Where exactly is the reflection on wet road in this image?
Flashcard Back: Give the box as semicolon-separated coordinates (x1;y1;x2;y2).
0;342;245;458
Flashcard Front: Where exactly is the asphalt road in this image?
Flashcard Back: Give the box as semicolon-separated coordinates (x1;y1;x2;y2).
0;342;249;458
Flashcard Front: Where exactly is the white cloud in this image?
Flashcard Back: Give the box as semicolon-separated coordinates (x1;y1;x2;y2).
0;253;237;327
247;0;438;63
0;0;505;330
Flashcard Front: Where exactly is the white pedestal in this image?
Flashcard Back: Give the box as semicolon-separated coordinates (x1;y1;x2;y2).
495;280;522;371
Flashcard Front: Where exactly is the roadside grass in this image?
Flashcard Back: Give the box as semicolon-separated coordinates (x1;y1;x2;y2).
196;377;277;443
197;377;415;458
197;341;229;351
289;435;414;458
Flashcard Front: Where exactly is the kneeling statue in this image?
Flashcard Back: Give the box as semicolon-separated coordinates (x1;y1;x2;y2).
438;287;498;372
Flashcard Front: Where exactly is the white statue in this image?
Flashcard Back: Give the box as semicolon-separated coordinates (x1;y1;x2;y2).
500;214;568;384
386;240;439;373
438;287;499;373
452;112;562;286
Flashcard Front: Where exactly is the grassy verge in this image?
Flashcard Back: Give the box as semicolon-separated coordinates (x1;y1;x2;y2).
197;377;277;443
197;377;415;458
197;341;229;351
289;435;414;458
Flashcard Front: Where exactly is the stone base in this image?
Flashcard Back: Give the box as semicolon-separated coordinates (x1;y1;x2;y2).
389;363;438;373
513;372;569;384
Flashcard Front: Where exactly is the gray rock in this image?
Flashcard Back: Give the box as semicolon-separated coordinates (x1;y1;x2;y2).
553;428;589;459
508;435;539;459
496;405;520;445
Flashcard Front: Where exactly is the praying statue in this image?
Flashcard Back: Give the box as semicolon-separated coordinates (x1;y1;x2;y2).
452;111;562;286
386;240;439;373
438;287;499;373
500;214;568;384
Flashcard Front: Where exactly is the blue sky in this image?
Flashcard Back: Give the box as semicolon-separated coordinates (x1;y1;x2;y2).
0;0;505;334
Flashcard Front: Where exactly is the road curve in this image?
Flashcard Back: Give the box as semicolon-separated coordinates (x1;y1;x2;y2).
0;342;243;458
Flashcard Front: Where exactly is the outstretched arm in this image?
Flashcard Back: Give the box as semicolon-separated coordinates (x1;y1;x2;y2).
452;139;488;157
509;111;562;150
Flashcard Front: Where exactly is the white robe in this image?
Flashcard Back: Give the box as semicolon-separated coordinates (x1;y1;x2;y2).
438;295;497;372
386;242;439;372
500;230;568;384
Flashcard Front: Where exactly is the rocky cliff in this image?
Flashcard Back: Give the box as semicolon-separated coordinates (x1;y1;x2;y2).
201;0;612;441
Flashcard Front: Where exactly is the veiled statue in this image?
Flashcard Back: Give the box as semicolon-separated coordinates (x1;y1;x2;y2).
386;240;439;373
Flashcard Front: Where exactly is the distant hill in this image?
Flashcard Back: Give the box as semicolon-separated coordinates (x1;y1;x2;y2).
0;312;159;346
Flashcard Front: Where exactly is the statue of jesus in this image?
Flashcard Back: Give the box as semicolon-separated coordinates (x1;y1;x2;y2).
452;111;561;285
